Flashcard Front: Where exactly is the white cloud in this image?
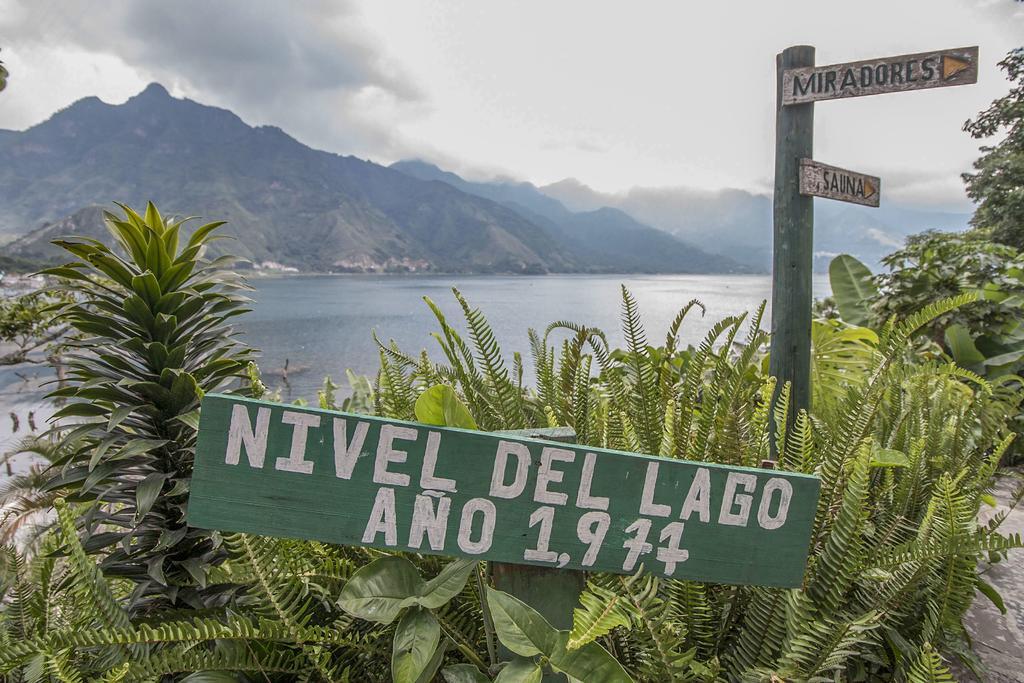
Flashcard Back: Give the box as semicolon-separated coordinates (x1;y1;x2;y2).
0;0;1020;206
0;0;426;158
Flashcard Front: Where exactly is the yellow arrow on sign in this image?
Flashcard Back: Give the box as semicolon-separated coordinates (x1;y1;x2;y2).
942;54;971;81
864;179;877;198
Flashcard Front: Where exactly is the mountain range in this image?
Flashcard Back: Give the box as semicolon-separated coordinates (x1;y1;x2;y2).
1;83;970;274
540;180;971;271
0;84;746;274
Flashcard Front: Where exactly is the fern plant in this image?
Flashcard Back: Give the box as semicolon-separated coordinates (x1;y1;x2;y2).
370;288;1020;681
2;275;1019;681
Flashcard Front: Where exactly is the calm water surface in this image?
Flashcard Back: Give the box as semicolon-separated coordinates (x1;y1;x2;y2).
241;274;831;400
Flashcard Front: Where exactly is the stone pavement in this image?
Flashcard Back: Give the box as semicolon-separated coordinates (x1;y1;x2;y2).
961;470;1024;682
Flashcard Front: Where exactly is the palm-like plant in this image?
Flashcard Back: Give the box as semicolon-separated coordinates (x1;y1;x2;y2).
38;203;255;614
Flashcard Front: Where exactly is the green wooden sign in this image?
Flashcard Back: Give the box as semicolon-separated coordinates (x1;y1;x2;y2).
189;394;821;588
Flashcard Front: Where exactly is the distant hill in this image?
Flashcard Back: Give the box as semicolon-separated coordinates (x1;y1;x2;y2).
4;206;109;267
0;84;747;275
0;84;575;274
390;160;751;274
540;179;972;272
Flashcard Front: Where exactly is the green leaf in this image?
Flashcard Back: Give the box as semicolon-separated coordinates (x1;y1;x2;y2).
338;556;424;624
185;220;228;250
829;254;878;327
416;641;448;683
983;348;1024;368
977;578;1007;614
419;558;477;609
107;404;140;432
981;493;998;507
135;472;169;519
393;607;441;683
441;664;491;683
549;633;634;683
945;324;986;369
111;438;169;462
870;447;910;468
338;556;476;625
485;587;560;658
567;581;635;650
180;673;241;683
415;384;478;429
174;409;201;431
131;271;162;308
495;656;542;683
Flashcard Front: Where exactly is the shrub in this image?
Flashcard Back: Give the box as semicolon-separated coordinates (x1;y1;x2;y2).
35;202;255;614
1;282;1018;681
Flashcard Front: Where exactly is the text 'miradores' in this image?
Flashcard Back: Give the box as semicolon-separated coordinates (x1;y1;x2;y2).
782;46;978;105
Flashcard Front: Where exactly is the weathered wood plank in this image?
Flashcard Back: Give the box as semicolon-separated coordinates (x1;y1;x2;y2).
782;46;978;105
189;394;821;588
491;426;584;635
769;46;815;459
799;159;881;207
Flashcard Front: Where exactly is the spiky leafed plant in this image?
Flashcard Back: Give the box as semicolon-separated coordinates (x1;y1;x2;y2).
38;203;255;614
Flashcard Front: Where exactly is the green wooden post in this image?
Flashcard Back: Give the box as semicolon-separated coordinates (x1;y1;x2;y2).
769;45;815;461
492;426;584;682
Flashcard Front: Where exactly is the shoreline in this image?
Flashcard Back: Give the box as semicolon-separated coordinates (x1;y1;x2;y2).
242;268;773;279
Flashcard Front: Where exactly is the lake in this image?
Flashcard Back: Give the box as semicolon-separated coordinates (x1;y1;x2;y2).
241;273;832;400
1;273;831;474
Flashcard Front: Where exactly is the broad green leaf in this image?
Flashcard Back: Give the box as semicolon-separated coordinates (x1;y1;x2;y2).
416;641;448;683
829;254;878;327
549;632;634;683
338;556;424;624
419;558;477;609
981;493;998;507
441;664;491;683
485;587;559;658
415;384;478;430
870;448;910;468
339;557;476;624
945;324;986;369
392;607;441;683
495;656;542;683
984;348;1024;368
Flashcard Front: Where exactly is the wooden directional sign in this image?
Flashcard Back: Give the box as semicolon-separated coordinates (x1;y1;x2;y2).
189;394;821;588
782;46;978;105
799;159;880;207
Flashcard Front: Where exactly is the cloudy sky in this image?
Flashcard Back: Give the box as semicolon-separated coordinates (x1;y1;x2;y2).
1;0;1020;210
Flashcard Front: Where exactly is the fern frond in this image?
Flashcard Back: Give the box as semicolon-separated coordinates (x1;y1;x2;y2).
907;642;956;682
53;500;130;631
567;579;637;650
